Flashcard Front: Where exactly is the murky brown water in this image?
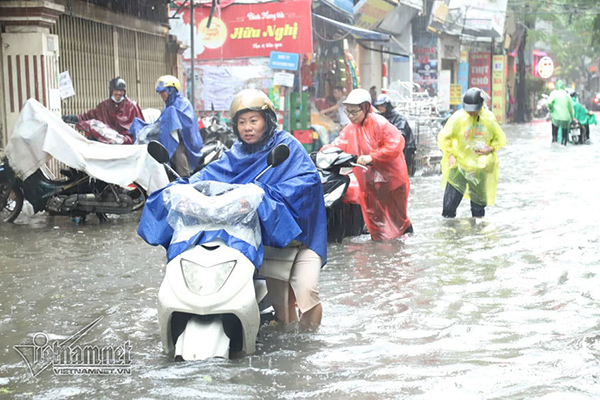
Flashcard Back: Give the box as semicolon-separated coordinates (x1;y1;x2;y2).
1;121;600;399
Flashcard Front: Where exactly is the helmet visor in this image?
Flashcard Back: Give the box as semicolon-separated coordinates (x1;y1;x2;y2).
463;102;483;112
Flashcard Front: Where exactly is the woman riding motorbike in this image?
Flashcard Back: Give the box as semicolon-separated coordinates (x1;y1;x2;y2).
138;89;327;330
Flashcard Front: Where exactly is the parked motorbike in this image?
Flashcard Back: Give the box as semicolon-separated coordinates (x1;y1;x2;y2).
0;158;145;223
192;114;236;174
535;94;549;119
199;113;236;148
147;140;292;360
311;147;366;243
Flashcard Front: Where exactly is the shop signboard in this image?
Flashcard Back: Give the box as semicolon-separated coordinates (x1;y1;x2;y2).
273;72;295;87
353;0;397;30
171;0;312;60
537;56;554;79
450;84;462;105
413;35;438;96
492;55;506;124
269;51;300;71
469;52;491;95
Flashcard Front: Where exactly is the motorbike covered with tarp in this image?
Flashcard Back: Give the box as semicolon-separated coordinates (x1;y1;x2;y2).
1;99;169;222
5;99;168;193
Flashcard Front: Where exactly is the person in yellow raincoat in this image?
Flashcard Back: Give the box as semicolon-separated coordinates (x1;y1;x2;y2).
438;88;507;218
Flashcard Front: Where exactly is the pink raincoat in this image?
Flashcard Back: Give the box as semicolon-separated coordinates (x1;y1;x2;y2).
327;110;411;240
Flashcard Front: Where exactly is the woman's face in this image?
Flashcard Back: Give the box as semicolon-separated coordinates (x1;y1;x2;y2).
345;104;365;125
237;111;266;144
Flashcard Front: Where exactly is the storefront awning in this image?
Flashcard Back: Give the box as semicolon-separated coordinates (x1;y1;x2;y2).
313;14;410;57
313;14;391;42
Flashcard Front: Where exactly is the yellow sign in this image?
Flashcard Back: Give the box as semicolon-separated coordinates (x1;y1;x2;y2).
450;84;462;105
492;55;506;124
354;0;396;30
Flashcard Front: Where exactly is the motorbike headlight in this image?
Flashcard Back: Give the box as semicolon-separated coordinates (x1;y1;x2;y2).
180;259;236;296
324;185;346;207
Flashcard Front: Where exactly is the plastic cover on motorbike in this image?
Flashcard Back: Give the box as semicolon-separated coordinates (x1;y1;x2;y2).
326;111;412;240
437;108;507;206
5;99;169;193
138;130;327;268
130;92;203;169
164;181;264;249
75;119;133;144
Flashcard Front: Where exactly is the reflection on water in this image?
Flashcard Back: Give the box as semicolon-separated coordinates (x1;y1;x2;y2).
1;122;600;399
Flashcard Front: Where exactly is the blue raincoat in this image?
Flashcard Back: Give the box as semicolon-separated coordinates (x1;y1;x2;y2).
137;130;327;269
131;92;203;169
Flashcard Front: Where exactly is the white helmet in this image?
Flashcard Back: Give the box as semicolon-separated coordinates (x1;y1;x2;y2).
343;88;372;106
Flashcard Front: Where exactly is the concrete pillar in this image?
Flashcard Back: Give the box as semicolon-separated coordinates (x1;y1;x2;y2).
358;45;383;92
0;1;64;145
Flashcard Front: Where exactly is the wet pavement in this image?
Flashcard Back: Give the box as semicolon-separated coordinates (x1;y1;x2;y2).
1;120;600;399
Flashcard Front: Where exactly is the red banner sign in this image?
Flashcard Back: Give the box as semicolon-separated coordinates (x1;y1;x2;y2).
469;52;491;95
178;0;313;60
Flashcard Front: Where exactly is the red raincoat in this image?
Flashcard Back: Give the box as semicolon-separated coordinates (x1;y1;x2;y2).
327;110;411;240
77;98;144;143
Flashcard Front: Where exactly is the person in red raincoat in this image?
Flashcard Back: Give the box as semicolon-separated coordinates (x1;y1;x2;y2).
62;77;144;144
324;88;413;240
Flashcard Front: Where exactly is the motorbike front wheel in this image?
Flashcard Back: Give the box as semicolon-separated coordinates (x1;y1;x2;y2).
0;184;24;223
127;183;147;211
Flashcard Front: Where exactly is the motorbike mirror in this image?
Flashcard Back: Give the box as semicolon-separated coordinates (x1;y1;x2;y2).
255;143;290;181
148;140;170;164
267;143;290;168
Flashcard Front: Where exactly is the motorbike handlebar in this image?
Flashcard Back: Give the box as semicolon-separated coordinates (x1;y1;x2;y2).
350;162;369;170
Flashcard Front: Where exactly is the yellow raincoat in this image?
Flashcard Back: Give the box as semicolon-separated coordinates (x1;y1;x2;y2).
438;108;506;206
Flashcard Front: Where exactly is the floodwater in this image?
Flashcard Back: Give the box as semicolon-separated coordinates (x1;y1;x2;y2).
1;120;600;399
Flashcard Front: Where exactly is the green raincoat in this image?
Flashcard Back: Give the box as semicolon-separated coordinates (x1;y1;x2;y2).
572;96;597;126
438;107;507;206
547;80;574;129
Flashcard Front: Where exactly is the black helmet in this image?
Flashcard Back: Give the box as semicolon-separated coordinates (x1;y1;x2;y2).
109;77;126;96
463;87;484;112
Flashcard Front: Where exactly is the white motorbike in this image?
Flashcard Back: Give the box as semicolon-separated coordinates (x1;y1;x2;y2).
147;141;295;360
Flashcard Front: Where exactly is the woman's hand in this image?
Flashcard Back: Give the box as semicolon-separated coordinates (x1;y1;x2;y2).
475;146;494;155
448;154;456;167
357;155;373;166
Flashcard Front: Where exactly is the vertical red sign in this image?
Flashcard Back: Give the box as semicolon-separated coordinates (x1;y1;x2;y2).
468;52;491;95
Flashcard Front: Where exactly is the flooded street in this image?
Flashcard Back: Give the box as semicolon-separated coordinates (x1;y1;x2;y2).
1;120;600;399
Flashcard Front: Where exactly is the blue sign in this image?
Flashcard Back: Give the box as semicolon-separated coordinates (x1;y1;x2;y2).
269;52;300;71
457;62;469;109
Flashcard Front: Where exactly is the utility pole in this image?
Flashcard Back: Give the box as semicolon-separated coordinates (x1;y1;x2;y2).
190;0;195;110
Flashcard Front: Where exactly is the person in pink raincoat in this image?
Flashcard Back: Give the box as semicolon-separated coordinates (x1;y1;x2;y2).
323;88;413;240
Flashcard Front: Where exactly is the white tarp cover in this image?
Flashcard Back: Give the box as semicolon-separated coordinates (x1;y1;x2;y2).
5;99;169;193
